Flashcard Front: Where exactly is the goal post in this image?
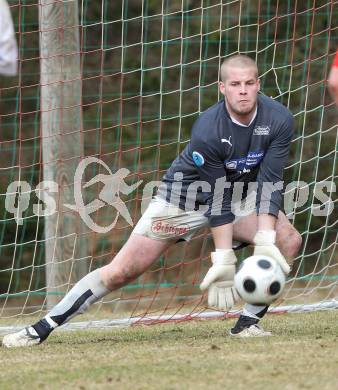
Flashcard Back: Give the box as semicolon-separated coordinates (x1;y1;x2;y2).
39;0;88;308
0;0;336;328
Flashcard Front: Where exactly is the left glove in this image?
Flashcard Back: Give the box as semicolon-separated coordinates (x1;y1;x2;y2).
253;230;291;275
200;249;239;311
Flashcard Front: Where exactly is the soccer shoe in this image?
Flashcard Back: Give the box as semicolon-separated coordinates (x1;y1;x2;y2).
229;324;272;338
2;327;41;348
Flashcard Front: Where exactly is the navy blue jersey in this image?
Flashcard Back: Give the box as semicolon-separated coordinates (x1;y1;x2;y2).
157;94;294;227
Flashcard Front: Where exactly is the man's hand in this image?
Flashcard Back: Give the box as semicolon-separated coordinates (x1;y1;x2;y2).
253;230;291;274
200;249;239;311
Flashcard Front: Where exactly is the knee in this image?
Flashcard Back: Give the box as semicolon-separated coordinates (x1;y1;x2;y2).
277;225;302;259
288;230;302;259
100;265;130;291
101;261;141;291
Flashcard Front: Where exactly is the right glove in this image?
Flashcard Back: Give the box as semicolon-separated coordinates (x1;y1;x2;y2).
200;249;239;311
253;230;291;275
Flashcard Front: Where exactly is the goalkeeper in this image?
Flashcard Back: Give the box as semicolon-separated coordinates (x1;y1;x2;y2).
3;54;302;347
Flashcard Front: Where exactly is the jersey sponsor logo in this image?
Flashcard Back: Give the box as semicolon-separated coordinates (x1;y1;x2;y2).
225;157;246;170
192;151;205;167
246;151;264;166
225;161;237;170
253;126;270;135
224;151;264;172
151;220;189;236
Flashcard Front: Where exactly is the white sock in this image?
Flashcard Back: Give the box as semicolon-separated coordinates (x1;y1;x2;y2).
242;303;268;320
47;268;110;326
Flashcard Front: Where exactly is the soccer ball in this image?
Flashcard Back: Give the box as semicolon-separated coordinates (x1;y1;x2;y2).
234;255;286;305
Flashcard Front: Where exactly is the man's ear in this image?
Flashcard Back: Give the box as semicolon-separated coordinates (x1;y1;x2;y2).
219;81;225;95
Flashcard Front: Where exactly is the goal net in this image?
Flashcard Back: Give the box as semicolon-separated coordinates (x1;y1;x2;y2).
0;0;337;330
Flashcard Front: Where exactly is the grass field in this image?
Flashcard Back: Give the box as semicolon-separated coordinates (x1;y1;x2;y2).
1;311;338;390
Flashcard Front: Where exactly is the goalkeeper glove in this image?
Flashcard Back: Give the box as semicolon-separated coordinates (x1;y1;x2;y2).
200;249;239;311
253;230;291;274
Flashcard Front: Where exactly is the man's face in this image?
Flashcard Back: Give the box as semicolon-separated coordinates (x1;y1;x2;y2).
219;66;260;118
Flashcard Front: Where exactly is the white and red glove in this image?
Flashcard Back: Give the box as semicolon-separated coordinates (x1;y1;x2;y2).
200;249;239;311
253;230;290;274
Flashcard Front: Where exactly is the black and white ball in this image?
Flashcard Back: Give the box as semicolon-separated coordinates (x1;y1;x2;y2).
234;255;286;305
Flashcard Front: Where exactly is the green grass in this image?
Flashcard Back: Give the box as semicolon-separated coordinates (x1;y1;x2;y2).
1;311;338;390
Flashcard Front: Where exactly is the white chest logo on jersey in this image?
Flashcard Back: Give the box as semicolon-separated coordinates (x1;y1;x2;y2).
254;126;270;135
221;136;232;147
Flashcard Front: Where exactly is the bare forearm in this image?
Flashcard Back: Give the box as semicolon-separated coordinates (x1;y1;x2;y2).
210;223;233;250
257;214;277;231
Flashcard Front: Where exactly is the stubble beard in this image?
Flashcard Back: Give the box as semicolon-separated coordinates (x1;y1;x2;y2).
227;100;257;117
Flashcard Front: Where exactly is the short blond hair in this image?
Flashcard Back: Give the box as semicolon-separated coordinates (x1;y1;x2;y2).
220;55;258;82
